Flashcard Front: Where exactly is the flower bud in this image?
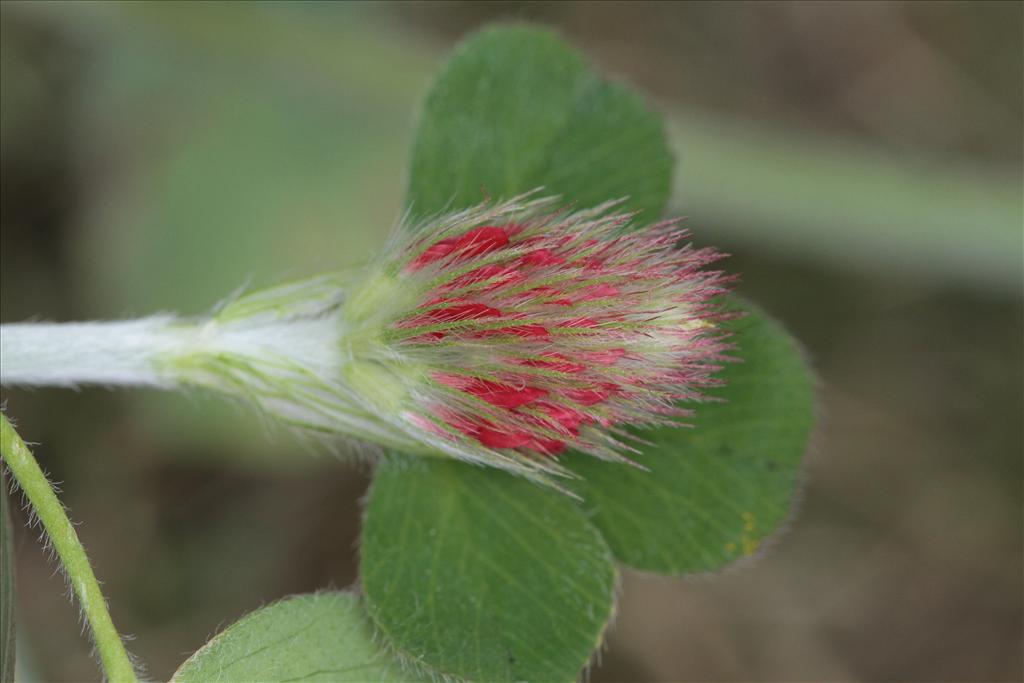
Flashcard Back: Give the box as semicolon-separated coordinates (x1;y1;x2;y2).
333;194;735;482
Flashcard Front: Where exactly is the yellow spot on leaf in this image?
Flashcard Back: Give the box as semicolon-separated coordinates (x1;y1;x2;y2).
737;511;759;556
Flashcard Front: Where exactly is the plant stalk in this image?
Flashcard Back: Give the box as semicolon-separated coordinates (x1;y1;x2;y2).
0;313;348;391
0;414;138;682
0;318;183;387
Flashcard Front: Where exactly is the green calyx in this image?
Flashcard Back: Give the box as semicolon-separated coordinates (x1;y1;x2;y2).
343;269;410;326
341;359;411;415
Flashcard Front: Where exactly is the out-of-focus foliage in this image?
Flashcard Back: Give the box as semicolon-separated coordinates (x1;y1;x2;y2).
671;113;1021;291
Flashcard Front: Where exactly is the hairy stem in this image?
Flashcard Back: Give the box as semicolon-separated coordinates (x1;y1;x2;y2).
0;414;138;682
0;274;429;455
0;314;344;390
0;318;184;387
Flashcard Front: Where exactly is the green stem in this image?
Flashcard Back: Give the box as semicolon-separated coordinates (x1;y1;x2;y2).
0;414;137;682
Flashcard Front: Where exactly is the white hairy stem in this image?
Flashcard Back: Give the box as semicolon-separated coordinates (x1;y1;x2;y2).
1;318;183;387
0;313;429;453
0;317;341;388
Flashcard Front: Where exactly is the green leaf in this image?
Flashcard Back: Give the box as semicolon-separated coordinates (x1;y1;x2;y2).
406;25;672;221
0;476;14;683
172;592;424;683
567;298;815;574
361;457;617;683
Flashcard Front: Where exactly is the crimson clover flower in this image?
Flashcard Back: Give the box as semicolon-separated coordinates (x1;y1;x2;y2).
336;194;735;483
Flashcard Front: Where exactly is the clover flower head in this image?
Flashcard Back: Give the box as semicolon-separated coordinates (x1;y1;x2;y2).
336;194;735;482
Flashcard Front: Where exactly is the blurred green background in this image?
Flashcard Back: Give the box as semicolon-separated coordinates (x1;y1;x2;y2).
1;2;1020;681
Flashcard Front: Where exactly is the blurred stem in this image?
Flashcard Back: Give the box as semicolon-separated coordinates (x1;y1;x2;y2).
0;414;138;682
669;113;1022;291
